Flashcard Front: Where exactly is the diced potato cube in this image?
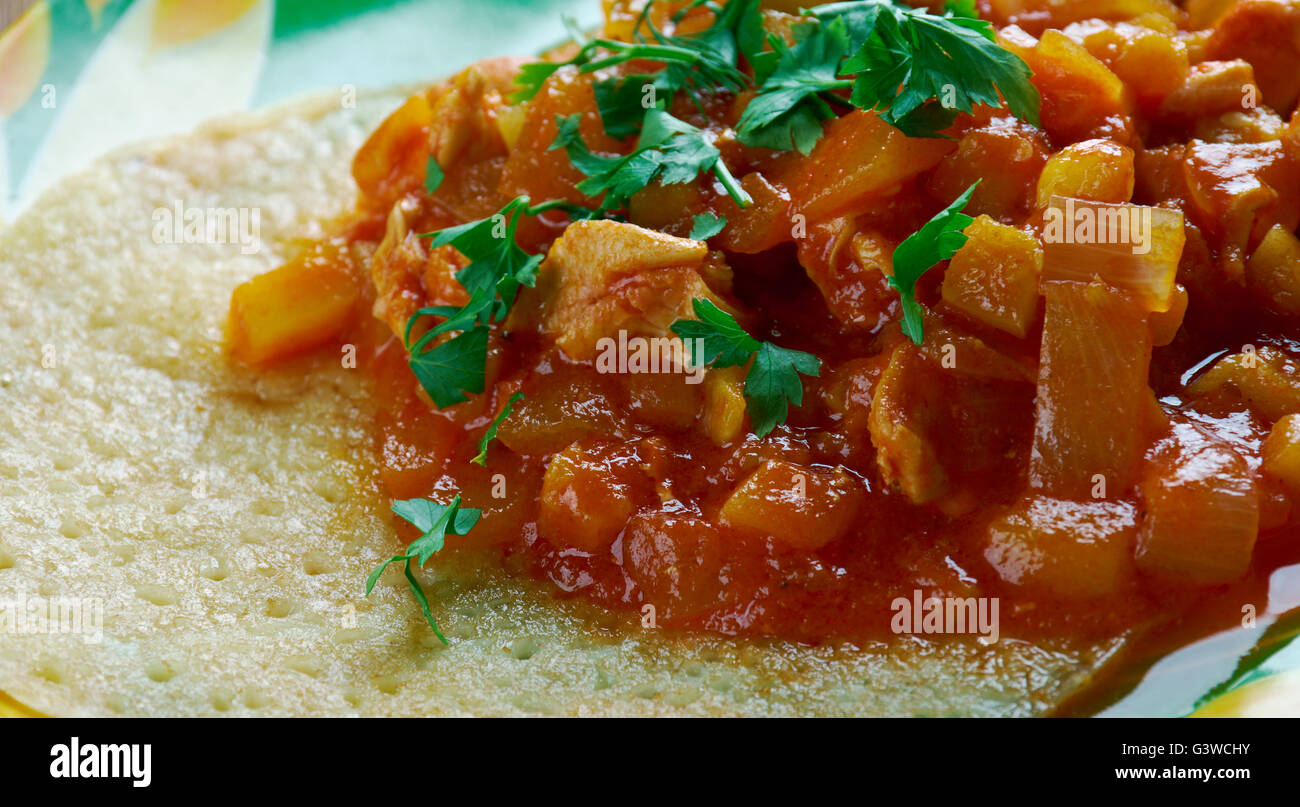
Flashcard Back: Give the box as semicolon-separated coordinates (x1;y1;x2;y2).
940;215;1043;338
1246;223;1300;315
719;460;862;549
1136;421;1259;583
227;244;359;365
538;440;643;552
1187;345;1300;422
623;510;726;621
785;110;953;222
620;371;702;431
703;365;747;446
1262;414;1300;494
1158;60;1259;121
351;94;432;208
1263;415;1300;496
496;371;623;456
1149;282;1188;346
1018;30;1133;144
926;120;1049;220
1041;196;1184;312
984;497;1138;599
1063;20;1190;107
1031;280;1152;498
1035;139;1135;207
1193;109;1287;144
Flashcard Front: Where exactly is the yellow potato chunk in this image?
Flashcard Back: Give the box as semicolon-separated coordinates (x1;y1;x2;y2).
1035;138;1136;207
1262;414;1300;494
703;365;747;447
941;215;1043;338
538;440;641;552
719;460;862;550
1246;223;1300;315
227;243;359;365
1187;345;1300;421
984;497;1138;599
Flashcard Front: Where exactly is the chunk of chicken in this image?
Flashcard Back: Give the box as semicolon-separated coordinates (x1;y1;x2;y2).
511;220;732;360
868;340;1034;513
369;197;466;337
425;56;521;169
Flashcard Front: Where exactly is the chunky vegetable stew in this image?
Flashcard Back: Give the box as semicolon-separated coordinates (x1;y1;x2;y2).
228;0;1300;655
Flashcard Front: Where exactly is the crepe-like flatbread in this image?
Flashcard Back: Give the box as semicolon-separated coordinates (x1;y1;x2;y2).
0;90;1128;716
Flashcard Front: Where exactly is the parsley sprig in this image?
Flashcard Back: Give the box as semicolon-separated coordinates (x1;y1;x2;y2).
737;16;854;154
407;196;594;408
736;0;1040;148
472;391;525;465
366;495;481;644
828;0;1040;138
671;298;820;437
551;108;752;212
889;181;979;344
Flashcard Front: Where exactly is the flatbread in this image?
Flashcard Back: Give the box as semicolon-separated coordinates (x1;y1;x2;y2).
0;90;1127;716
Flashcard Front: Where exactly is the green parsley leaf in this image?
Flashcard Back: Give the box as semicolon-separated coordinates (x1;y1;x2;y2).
427;198;543;320
366;494;482;644
592;73;663;139
406;197;588;410
472;392;524;465
670;298;819;438
746;341;822;438
736;17;853;155
888;181;979;345
406;324;490;409
551;108;751;212
424;155;444;194
831;0;1040;138
689;212;727;241
671;297;758;368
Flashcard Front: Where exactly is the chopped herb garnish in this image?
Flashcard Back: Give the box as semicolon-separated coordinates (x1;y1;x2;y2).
407;196;596;409
828;0;1040;138
592;73;664;139
736;16;853;155
689;212;727;241
551;108;751;212
424;155;444;194
671;298;820;438
472;391;525;465
366;494;481;644
512;34;745;108
889;181;979;345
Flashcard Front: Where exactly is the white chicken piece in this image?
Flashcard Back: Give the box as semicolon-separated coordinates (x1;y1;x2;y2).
512;220;731;361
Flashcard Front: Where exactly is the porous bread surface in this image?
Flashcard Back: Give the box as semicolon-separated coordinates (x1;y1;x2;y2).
0;90;1126;716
